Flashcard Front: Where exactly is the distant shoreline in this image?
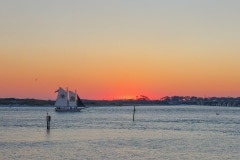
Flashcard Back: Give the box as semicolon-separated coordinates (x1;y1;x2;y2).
1;96;240;107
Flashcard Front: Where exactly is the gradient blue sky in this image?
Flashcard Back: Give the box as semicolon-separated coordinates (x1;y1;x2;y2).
1;0;240;99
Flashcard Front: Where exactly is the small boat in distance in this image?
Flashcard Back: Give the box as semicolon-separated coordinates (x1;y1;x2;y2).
55;87;85;112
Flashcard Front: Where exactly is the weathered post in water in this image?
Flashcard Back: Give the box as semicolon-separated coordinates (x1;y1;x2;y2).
133;106;136;121
46;113;51;130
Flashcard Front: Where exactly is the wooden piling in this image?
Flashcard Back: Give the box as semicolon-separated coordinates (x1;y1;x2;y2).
133;106;136;121
46;113;51;130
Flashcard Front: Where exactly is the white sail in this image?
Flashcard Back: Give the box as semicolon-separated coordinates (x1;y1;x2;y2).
54;87;85;112
55;87;68;107
68;90;77;107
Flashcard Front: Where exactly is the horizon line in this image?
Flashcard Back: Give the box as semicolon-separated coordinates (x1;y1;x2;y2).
1;95;240;101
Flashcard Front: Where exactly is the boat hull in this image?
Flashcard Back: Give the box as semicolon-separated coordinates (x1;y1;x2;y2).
55;107;82;112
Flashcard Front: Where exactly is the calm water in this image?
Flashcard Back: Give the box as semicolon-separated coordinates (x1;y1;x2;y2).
0;105;240;160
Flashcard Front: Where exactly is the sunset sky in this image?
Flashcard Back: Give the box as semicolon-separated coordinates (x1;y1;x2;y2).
1;0;240;100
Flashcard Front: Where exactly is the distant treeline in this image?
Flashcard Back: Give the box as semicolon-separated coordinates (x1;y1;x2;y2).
160;96;240;107
1;96;240;107
0;98;54;106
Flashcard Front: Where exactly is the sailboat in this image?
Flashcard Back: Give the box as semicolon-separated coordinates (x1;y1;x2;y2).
55;87;85;112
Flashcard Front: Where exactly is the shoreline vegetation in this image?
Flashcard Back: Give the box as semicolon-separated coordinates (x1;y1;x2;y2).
1;96;240;107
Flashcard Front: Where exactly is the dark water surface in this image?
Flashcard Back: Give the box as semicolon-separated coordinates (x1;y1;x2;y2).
0;105;239;159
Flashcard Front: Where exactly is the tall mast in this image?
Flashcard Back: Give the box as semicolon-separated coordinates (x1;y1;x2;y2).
75;90;77;107
67;87;69;107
